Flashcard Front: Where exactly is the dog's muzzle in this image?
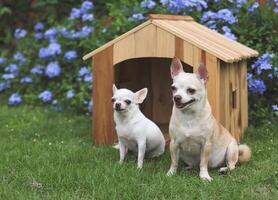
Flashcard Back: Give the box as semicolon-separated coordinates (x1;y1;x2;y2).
115;103;125;112
174;98;196;109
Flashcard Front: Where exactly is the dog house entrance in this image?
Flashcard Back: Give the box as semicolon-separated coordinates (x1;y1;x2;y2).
114;57;193;136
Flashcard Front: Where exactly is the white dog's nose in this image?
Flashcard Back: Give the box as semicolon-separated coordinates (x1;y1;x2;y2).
174;95;182;103
115;103;121;109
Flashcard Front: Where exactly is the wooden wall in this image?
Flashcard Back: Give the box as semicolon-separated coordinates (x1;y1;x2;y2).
219;61;248;141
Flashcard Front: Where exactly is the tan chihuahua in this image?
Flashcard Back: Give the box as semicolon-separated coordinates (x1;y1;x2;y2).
167;58;251;181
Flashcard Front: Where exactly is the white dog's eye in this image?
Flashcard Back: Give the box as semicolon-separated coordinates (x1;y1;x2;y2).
111;98;116;103
125;100;131;105
171;85;177;92
187;88;196;95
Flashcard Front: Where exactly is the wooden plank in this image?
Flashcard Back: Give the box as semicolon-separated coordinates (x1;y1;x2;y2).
220;62;231;132
156;27;175;58
175;37;184;60
149;14;194;21
193;46;202;71
183;40;194;66
83;20;151;60
92;46;116;145
134;24;157;57
190;21;259;58
206;52;220;121
152;20;237;63
113;33;135;65
239;61;248;136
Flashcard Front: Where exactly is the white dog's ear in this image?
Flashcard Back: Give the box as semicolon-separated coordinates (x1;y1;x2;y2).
196;63;209;83
170;57;184;78
112;84;118;94
134;88;148;104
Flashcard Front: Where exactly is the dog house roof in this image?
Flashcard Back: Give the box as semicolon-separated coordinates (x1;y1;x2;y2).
83;14;258;63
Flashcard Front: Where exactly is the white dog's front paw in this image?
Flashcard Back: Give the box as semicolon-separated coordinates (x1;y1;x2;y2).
200;171;213;181
137;164;143;170
167;168;176;176
118;160;124;165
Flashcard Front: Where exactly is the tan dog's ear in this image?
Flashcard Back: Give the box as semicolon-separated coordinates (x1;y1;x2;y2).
196;63;209;83
170;57;184;78
134;88;148;104
112;84;118;94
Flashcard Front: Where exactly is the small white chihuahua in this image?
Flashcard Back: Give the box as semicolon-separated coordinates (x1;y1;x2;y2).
167;58;251;181
112;85;165;169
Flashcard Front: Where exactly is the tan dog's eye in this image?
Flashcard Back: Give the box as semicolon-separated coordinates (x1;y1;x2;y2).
171;85;177;92
111;98;116;103
187;88;196;95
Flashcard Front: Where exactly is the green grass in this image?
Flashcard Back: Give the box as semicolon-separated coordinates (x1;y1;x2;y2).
0;104;277;200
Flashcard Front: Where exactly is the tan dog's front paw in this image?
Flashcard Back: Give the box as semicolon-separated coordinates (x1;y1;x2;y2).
200;171;213;181
166;168;176;176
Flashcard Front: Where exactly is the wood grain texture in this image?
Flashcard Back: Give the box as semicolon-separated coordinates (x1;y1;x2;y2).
206;52;220;121
135;24;157;57
92;46;116;145
83;21;151;60
149;14;194;21
175;36;184;60
219;61;230;131
113;34;135;65
238;61;248;137
183;40;194;66
156;27;175;58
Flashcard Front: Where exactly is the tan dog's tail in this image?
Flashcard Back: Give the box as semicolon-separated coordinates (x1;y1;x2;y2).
238;144;251;163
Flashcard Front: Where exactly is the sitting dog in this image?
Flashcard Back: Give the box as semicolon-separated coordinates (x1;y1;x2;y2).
112;85;165;169
167;58;251;181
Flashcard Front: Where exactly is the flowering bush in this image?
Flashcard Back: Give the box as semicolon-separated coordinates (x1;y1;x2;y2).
0;0;277;121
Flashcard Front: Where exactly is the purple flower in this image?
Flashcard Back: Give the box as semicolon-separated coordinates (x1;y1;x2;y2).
79;26;94;37
44;28;58;40
129;13;144;21
272;105;278;111
247;74;266;95
14;28;27;39
141;0;156;9
34;22;44;31
2;74;15;80
66;90;74;99
13;52;26;64
20;77;32;84
248;2;259;13
235;0;247;8
251;53;274;74
39;90;53;102
5;64;18;74
39;42;61;59
84;73;92;82
82;13;94;22
34;32;43;40
45;62;61;78
0;81;11;92
217;9;237;24
88;99;93;112
31;65;44;75
81;1;94;12
222;26;237;40
79;67;90;76
64;50;77;61
8;93;22;105
0;57;6;65
69;8;81;19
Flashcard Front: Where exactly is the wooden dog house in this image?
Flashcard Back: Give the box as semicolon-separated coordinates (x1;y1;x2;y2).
83;14;258;145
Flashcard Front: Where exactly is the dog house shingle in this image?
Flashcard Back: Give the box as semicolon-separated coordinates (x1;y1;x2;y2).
83;14;258;145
